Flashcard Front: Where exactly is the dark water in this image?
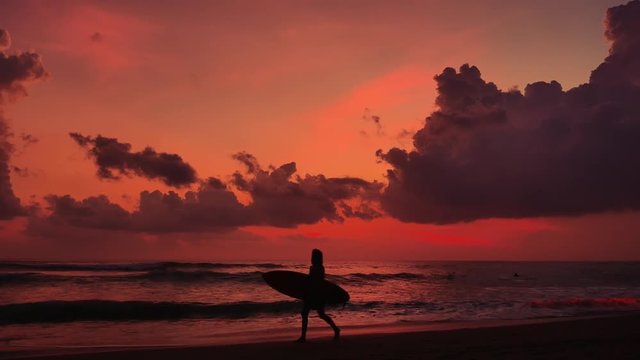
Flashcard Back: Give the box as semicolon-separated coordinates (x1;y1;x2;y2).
1;261;639;348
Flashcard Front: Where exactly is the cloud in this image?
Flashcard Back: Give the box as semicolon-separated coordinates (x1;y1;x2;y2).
89;32;104;43
33;154;381;233
34;180;250;233
590;1;640;85
40;194;131;230
11;166;37;178
231;152;382;227
69;133;198;188
377;0;640;224
20;133;38;146
362;107;383;136
0;39;48;103
131;182;251;232
0;29;10;51
0;29;47;220
0;120;23;219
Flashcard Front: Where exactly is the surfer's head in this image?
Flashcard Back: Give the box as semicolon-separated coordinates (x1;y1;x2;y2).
311;249;323;266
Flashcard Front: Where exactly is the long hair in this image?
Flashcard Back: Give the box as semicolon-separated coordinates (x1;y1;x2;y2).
311;249;323;267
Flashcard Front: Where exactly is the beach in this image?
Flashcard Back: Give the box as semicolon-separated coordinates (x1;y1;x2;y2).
3;314;639;360
3;261;640;357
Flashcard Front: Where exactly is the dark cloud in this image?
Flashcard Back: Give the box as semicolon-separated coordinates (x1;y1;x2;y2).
89;32;104;43
0;29;47;220
362;107;383;136
12;166;37;178
0;33;47;103
339;202;381;221
69;133;198;188
590;1;640;84
10;132;39;157
35;154;382;232
397;129;413;139
42;194;131;230
395;128;415;146
231;153;382;227
131;185;251;232
377;0;640;224
20;133;38;145
0;29;10;51
203;176;227;190
232;151;260;174
0;119;23;219
37;183;251;233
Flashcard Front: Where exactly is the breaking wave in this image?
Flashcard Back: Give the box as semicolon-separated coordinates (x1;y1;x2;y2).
530;297;640;309
0;300;299;324
0;261;286;272
0;299;415;324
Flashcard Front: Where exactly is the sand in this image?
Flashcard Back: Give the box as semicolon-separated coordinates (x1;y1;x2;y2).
3;314;640;360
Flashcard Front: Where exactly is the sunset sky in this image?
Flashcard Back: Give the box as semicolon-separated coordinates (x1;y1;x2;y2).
1;0;640;261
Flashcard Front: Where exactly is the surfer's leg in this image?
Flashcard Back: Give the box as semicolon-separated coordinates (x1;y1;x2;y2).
297;305;310;343
317;308;340;340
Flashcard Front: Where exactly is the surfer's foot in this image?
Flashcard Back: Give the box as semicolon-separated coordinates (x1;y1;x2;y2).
295;336;306;343
333;327;340;341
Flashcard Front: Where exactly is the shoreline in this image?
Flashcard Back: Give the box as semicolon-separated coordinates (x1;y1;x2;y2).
3;313;640;359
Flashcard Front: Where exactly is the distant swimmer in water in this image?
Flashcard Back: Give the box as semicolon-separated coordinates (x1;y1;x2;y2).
296;249;340;343
513;272;520;277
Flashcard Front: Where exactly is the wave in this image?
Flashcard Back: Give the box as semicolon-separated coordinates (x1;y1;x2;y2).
0;270;268;286
330;272;450;283
0;272;61;284
1;269;436;286
530;297;640;309
0;261;285;272
0;300;300;324
345;272;427;281
128;271;433;284
0;299;443;325
123;270;265;283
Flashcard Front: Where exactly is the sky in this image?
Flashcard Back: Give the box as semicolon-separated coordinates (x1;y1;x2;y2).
1;0;639;261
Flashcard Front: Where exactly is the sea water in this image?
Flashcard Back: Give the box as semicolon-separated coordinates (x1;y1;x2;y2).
1;261;640;348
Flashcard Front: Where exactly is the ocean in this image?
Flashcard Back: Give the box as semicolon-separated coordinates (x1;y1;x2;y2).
1;261;640;349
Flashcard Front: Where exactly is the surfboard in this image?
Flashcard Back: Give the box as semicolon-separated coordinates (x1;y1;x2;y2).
262;270;350;305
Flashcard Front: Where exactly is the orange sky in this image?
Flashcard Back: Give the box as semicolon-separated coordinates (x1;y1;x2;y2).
1;0;639;261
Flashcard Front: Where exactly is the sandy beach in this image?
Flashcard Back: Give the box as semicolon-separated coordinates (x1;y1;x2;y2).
3;314;639;360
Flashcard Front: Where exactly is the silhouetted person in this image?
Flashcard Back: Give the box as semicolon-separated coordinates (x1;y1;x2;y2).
296;249;340;343
513;272;520;277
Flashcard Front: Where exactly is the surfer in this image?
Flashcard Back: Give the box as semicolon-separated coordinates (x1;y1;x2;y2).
296;249;341;343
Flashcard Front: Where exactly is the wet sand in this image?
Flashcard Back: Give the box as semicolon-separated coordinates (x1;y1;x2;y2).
3;314;640;360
